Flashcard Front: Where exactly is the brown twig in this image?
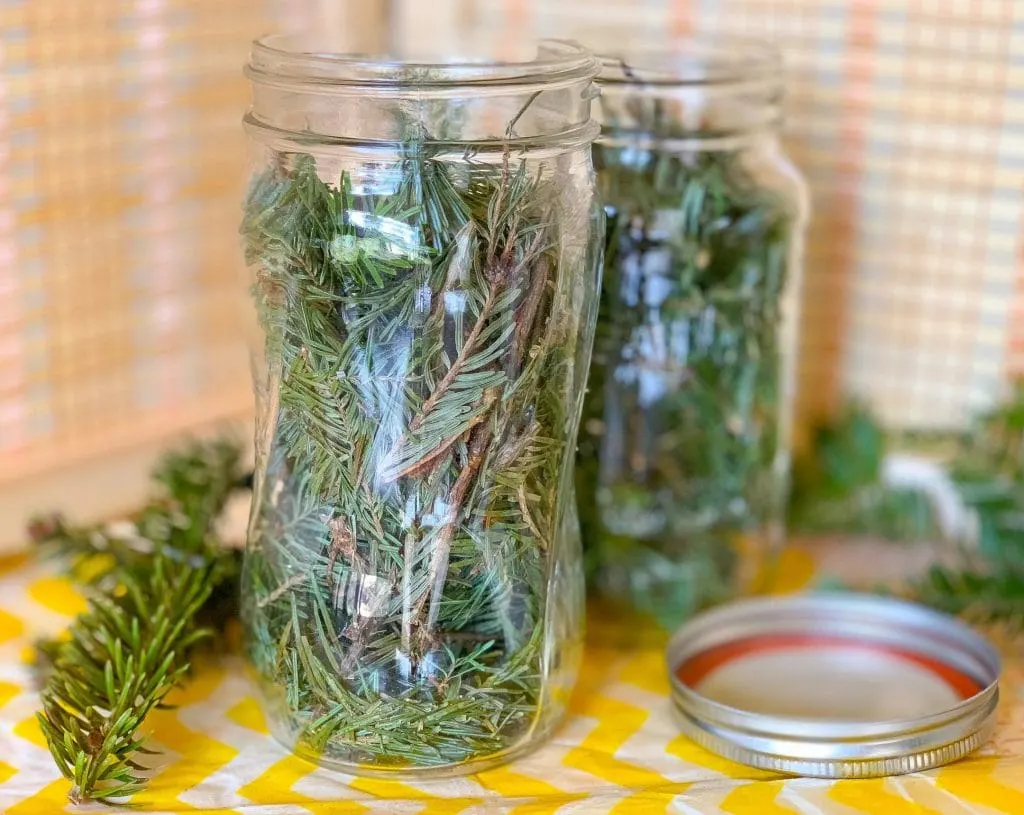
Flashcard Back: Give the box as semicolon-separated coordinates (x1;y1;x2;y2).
389;409;487;482
400;155;549;656
511;253;550;373
494;420;540;470
411;239;551;644
326;516;355;591
421;421;494;636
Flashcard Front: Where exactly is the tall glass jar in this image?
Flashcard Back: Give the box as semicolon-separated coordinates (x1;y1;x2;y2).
239;36;603;775
577;42;808;629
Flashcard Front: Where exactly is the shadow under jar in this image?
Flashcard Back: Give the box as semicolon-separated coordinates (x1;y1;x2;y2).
578;41;808;630
239;36;604;775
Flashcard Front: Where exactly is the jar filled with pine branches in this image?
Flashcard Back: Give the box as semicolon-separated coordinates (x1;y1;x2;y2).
238;36;604;775
577;41;809;629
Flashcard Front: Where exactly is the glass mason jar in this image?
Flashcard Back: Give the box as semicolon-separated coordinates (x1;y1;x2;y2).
577;42;808;629
238;36;603;775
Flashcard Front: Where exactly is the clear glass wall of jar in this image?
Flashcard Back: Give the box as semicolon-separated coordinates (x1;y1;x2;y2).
239;36;604;775
577;41;809;630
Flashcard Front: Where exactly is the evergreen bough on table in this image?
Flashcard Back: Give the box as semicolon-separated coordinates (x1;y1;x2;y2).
29;439;246;804
791;388;1024;628
240;140;581;768
908;390;1024;628
788;401;940;542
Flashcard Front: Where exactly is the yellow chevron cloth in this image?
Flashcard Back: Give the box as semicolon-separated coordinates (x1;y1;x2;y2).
2;548;1022;814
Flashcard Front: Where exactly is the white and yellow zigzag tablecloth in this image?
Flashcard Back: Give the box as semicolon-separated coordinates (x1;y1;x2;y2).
2;547;1024;815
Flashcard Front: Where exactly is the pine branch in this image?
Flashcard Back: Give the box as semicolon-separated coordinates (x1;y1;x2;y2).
38;553;221;805
28;437;245;591
30;437;247;804
788;402;939;542
916;563;1024;628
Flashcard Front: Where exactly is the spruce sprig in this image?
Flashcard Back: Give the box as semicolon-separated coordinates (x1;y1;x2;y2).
29;438;244;590
30;438;246;804
915;567;1024;629
38;554;219;804
916;385;1024;625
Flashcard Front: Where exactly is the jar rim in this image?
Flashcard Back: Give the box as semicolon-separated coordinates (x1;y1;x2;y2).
597;37;782;88
248;35;600;91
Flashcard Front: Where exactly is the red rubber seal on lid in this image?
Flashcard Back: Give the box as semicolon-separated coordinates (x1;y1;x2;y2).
675;633;983;700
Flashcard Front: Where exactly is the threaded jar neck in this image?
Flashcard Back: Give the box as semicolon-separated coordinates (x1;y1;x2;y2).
596;39;784;147
245;36;601;149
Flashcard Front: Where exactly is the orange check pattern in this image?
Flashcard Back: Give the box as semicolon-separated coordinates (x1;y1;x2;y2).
2;548;1023;815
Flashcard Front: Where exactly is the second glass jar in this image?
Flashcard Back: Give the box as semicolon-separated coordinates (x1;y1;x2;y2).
578;42;808;629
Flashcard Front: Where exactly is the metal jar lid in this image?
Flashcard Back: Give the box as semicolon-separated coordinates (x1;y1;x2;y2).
667;593;1001;778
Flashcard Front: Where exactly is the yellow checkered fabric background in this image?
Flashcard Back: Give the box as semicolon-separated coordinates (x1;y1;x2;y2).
2;548;1023;814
